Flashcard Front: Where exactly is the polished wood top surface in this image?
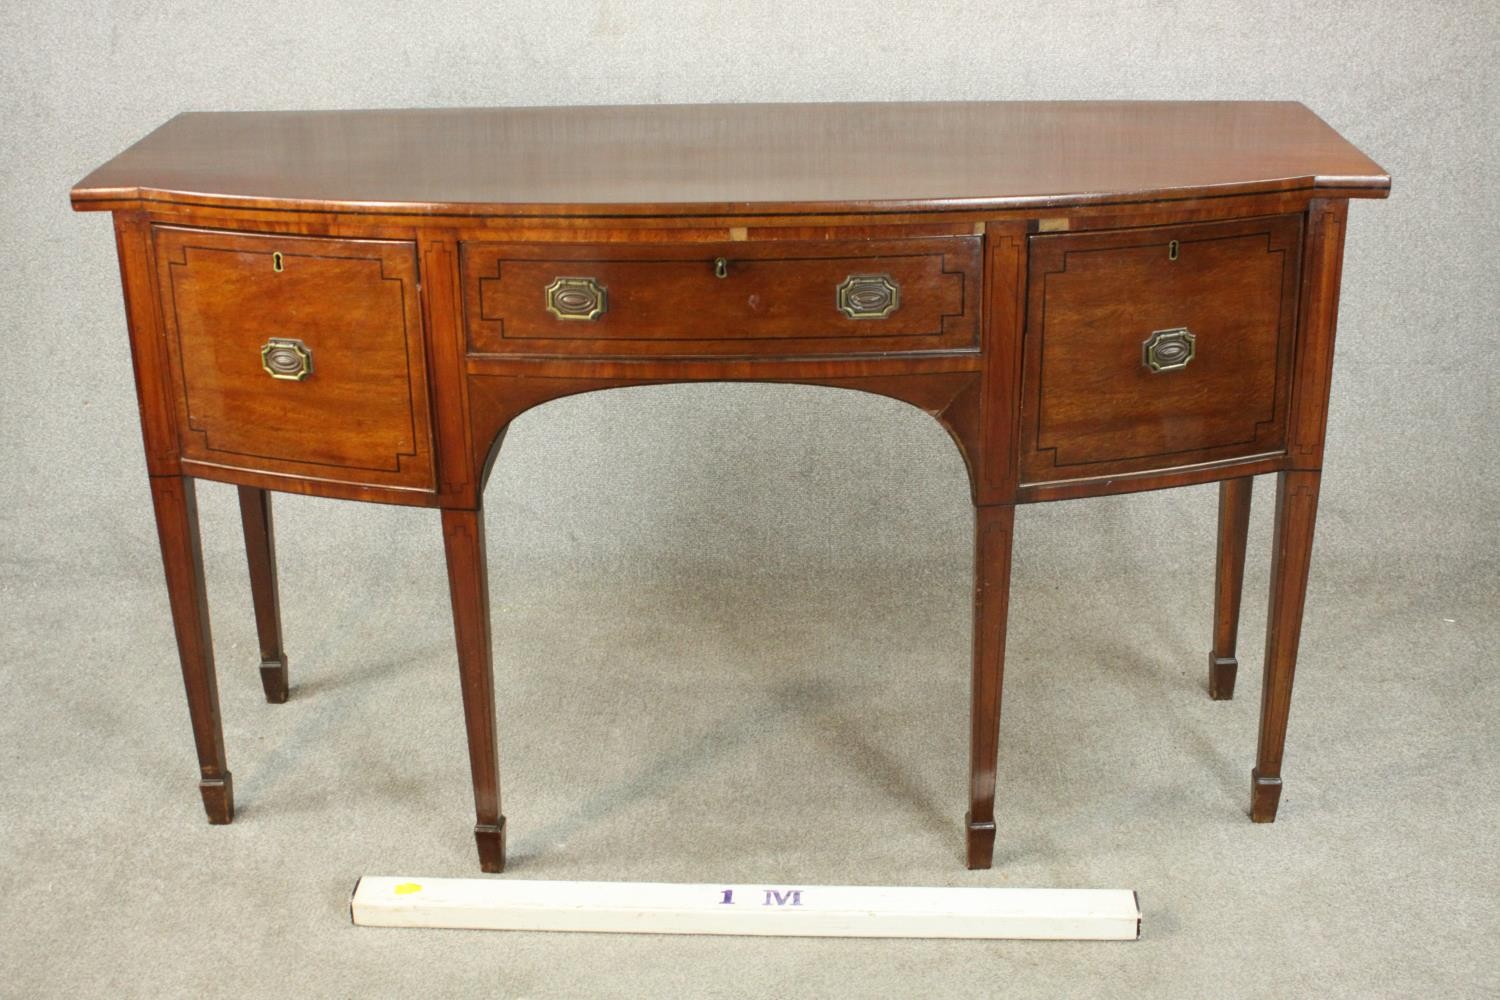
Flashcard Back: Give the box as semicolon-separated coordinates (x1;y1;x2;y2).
72;101;1389;217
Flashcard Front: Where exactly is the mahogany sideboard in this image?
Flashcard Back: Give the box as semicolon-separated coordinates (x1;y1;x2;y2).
72;102;1389;872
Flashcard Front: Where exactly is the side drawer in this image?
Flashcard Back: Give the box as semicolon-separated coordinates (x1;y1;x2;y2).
1019;215;1303;485
153;227;435;490
461;236;981;359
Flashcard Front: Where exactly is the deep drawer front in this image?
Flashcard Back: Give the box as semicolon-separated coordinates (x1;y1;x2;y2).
461;237;981;358
153;227;435;489
1019;215;1303;484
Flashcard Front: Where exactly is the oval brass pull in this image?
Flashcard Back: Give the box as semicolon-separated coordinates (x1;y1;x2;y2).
260;338;313;381
545;276;608;321
714;256;728;279
836;273;901;319
1142;327;1195;373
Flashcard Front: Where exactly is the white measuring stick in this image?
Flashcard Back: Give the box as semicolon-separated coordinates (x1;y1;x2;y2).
351;877;1141;940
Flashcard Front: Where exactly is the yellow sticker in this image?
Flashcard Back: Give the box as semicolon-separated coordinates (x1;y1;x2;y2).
393;882;423;896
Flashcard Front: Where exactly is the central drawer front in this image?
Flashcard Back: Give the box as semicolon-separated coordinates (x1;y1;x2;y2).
461;237;981;358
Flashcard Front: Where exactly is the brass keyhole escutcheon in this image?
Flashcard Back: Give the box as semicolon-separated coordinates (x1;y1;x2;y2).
714;256;728;279
260;338;313;381
1168;240;1180;261
272;251;284;272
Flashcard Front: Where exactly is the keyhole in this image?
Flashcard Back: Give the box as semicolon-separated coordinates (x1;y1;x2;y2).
1168;240;1180;262
714;256;728;279
273;251;284;273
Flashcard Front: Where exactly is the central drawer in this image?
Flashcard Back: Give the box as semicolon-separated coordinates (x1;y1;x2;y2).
460;237;981;358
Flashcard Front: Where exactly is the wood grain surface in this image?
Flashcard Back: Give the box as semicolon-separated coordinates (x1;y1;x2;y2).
72;102;1389;216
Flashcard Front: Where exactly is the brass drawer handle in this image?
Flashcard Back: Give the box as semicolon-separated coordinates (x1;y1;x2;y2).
545;276;608;321
836;273;901;319
260;338;313;381
1142;327;1196;373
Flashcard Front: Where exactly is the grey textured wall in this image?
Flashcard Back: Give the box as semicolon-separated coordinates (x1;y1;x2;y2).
1;4;1497;995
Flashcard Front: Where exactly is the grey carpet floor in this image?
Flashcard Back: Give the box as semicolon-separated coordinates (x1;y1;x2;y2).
2;482;1496;999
